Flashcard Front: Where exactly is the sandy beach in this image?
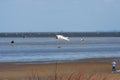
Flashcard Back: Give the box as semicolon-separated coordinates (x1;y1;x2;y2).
0;58;120;80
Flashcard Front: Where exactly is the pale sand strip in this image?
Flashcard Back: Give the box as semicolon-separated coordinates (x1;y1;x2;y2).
0;58;120;80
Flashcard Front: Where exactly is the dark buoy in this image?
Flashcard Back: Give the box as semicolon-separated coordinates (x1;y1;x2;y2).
11;40;14;44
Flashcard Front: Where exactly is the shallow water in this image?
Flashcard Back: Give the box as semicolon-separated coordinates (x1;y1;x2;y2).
0;37;120;62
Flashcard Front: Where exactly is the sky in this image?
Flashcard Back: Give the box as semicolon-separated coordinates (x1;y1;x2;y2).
0;0;120;32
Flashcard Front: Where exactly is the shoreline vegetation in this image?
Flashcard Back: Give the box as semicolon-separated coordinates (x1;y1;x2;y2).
0;58;120;80
0;32;120;37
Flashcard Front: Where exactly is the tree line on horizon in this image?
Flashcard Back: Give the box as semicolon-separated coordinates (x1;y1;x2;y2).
0;32;120;37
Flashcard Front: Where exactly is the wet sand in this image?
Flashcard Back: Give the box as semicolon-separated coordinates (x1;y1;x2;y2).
0;58;120;80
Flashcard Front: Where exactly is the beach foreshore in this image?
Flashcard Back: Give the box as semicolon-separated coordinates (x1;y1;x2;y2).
0;58;120;80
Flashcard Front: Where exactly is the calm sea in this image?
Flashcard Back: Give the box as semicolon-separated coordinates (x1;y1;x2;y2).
0;37;120;63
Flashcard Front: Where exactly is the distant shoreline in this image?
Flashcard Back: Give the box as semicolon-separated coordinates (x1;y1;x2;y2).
0;57;119;64
0;32;120;37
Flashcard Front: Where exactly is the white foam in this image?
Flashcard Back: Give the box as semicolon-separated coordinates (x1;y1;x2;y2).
115;70;120;72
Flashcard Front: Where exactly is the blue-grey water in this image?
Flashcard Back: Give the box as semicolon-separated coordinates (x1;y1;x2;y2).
0;37;120;63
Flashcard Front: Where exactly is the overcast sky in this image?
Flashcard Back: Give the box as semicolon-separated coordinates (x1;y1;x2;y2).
0;0;120;32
